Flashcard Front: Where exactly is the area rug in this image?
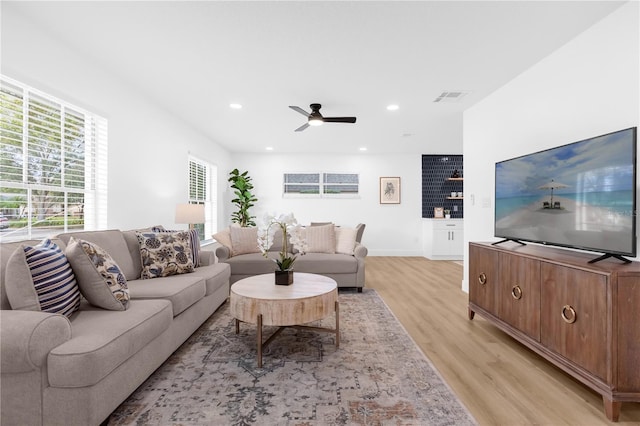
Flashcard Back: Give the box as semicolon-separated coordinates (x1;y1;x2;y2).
108;289;476;425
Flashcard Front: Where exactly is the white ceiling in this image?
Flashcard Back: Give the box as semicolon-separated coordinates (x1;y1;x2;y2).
3;1;625;154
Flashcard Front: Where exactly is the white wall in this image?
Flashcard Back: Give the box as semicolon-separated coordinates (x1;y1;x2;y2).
463;2;639;291
2;9;233;231
228;153;424;255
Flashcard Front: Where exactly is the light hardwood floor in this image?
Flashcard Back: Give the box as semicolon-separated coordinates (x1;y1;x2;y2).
365;256;640;425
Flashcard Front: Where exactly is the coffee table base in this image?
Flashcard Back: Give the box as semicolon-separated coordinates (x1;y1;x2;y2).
235;301;340;368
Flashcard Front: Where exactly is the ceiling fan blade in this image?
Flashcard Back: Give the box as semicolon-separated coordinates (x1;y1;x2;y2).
294;122;310;132
323;117;357;123
289;106;310;117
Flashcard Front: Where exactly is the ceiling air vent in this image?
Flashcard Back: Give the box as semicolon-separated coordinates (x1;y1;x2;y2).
433;91;470;103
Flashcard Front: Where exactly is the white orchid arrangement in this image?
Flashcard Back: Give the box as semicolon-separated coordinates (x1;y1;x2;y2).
257;212;308;271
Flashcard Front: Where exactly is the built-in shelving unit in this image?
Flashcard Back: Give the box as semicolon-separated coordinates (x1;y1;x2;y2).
421;155;463;219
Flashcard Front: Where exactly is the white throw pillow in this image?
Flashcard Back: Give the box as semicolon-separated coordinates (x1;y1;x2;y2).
229;226;260;256
212;227;232;250
335;227;357;255
305;224;336;254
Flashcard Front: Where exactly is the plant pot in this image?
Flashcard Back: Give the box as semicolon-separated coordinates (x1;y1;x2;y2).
445;214;451;219
275;270;294;285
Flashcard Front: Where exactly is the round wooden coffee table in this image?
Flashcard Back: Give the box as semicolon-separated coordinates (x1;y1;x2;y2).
230;272;339;367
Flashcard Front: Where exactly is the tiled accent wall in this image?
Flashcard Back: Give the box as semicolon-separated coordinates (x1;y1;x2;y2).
422;155;464;218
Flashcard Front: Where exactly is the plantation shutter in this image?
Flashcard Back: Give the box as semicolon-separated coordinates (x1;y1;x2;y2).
0;75;107;241
188;156;216;241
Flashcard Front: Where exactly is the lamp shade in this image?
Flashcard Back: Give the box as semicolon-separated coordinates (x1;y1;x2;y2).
175;203;205;224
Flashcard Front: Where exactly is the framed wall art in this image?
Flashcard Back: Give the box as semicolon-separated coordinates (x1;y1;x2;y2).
434;207;444;218
380;177;401;204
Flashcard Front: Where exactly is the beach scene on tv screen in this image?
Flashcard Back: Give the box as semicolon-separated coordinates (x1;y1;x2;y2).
495;129;635;254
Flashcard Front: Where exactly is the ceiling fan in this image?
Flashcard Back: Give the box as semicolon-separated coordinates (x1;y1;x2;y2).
289;103;357;132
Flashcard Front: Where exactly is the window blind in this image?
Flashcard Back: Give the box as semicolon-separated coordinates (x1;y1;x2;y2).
0;75;107;242
188;156;217;241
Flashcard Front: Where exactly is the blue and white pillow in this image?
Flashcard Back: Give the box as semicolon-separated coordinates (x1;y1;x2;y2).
151;226;201;267
65;237;130;311
136;231;194;279
5;239;81;318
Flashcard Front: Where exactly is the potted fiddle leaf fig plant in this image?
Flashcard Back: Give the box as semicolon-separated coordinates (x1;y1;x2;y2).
228;168;258;227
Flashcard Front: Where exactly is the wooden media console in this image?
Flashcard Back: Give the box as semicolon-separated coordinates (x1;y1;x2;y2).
468;242;640;422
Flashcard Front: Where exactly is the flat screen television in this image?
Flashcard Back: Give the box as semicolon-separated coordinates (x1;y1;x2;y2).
494;127;637;263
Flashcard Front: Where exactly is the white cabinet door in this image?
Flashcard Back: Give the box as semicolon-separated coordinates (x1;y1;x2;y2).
424;219;464;259
433;229;463;256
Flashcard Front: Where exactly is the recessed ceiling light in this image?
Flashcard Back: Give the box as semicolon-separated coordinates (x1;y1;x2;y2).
265;147;274;151
229;103;242;109
359;147;367;151
386;104;399;111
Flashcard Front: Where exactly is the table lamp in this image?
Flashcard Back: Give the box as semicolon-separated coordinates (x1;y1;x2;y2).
175;203;205;229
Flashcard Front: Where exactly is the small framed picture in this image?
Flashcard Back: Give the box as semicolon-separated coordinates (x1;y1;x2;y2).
380;177;401;204
434;207;444;218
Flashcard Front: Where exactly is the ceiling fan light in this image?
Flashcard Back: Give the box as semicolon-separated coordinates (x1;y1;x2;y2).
308;116;323;126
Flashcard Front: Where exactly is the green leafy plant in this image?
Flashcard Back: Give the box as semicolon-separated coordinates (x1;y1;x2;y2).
228;168;258;227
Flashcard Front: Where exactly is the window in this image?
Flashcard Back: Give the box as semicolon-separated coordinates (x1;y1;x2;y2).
188;156;216;241
0;76;108;242
284;173;320;195
323;173;359;195
283;172;359;197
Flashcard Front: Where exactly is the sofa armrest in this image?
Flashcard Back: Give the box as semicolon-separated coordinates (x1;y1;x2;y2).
0;310;71;373
215;244;231;262
198;250;216;266
354;243;368;259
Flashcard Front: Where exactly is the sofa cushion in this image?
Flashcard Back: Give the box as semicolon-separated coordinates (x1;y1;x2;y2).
136;231;194;279
223;252;280;275
6;239;81;318
293;253;358;274
47;299;172;388
189;263;231;296
355;223;366;243
122;230;144;280
66;237;130;311
126;274;205;316
57;230;138;281
230;226;260;256
304;224;336;254
335;227;357;255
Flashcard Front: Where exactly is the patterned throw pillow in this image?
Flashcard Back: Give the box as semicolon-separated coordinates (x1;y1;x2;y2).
136;231;194;279
66;237;130;311
5;239;81;318
151;227;201;267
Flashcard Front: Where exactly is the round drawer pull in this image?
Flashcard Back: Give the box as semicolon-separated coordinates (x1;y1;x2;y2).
561;305;577;324
478;273;487;285
511;285;523;300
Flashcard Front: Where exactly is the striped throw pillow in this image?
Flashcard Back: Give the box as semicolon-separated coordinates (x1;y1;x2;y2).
24;239;81;317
